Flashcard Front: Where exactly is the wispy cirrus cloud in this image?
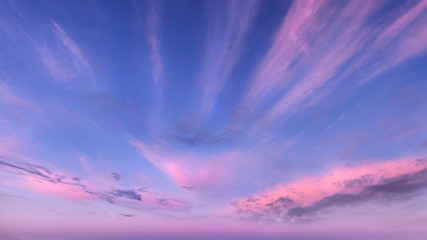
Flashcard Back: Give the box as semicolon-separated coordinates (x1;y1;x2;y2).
36;20;93;84
322;113;345;134
231;157;427;222
200;0;258;114
145;0;164;87
252;0;382;124
352;0;427;84
0;82;40;113
242;0;427;129
244;0;327;105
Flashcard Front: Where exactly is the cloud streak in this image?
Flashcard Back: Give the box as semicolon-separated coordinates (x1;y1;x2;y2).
0;82;41;113
200;0;258;114
241;0;427;129
36;20;93;83
145;0;164;87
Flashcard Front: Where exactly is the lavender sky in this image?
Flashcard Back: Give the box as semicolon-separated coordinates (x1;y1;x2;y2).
1;0;427;239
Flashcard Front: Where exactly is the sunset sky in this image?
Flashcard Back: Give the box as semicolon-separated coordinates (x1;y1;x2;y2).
1;0;427;239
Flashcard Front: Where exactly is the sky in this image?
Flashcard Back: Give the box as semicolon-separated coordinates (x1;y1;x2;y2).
1;0;427;239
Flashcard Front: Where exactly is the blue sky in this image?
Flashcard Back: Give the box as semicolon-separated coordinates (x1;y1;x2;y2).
1;0;427;239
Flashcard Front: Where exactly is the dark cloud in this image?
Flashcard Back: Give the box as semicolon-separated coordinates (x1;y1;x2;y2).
0;157;81;187
342;174;375;189
235;208;263;221
120;213;135;218
137;187;148;192
416;140;427;152
415;158;427;166
182;186;193;190
265;197;294;208
112;172;121;181
111;189;142;201
286;194;359;218
169;130;229;147
72;176;81;181
265;197;295;217
170;122;232;147
1;157;54;181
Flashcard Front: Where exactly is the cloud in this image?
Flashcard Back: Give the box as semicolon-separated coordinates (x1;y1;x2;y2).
112;172;121;181
120;213;135;218
244;0;327;105
0;157;193;211
0;157;68;184
168;125;231;147
111;189;142;201
416;140;427;153
129;137;236;190
0;82;40;113
322;114;345;134
0;156;95;200
200;0;258;114
357;0;427;84
145;0;164;86
36;20;93;83
129;133;299;194
286;166;427;219
232;157;427;222
182;186;193;191
259;0;382;123
241;0;427;129
78;156;92;173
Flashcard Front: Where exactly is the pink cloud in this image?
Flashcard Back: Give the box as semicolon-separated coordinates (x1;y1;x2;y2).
129;138;236;190
355;0;427;84
377;0;427;41
259;0;382;123
129;135;299;192
244;0;325;105
240;0;427;131
24;175;95;201
231;156;427;222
